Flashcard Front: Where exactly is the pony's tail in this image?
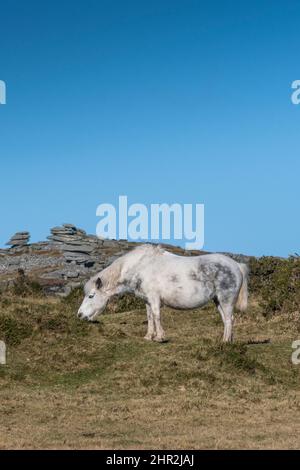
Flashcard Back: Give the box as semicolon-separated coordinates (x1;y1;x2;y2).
235;263;249;312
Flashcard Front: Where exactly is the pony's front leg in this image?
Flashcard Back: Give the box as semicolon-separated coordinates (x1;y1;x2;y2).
144;304;155;341
151;301;166;343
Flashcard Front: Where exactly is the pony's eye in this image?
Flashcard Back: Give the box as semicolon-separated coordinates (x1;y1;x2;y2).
89;293;95;299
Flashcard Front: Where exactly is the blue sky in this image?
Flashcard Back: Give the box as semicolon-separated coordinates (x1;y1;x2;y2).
0;0;299;256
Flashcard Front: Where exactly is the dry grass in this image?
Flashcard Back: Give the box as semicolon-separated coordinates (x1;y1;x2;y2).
0;288;300;449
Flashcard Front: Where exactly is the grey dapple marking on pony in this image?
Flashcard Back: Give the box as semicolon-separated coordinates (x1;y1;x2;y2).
78;245;248;342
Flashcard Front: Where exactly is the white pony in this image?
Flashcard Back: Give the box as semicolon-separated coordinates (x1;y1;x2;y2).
78;245;248;342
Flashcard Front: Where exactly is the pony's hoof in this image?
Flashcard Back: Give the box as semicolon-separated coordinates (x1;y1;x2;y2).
144;334;154;341
222;338;233;343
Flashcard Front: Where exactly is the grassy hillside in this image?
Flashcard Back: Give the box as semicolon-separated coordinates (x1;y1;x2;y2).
0;256;299;449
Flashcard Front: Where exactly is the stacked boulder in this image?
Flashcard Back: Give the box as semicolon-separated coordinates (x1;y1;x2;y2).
47;224;101;267
6;232;30;248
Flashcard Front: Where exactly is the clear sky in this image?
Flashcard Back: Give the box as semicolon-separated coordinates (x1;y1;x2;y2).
0;0;299;256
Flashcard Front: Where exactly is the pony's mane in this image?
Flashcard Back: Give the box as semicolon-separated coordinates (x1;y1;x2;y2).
84;244;164;293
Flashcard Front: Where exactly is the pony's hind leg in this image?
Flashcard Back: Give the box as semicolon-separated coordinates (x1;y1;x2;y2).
144;304;155;341
216;300;234;343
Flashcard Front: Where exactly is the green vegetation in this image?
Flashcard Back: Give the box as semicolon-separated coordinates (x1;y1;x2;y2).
249;255;300;317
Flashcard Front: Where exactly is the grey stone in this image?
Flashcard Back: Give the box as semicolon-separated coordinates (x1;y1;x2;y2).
59;225;73;229
49;236;77;244
6;231;30;247
102;239;119;247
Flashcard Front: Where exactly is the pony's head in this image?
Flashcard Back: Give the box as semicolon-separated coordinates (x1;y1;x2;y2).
78;276;109;321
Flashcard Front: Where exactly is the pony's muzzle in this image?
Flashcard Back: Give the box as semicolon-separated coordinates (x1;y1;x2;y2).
77;310;97;322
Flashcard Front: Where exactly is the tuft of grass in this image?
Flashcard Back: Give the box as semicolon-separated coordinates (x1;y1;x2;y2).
0;316;33;346
209;342;264;374
10;269;44;298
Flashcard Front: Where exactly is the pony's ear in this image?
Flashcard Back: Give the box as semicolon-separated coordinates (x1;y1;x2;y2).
95;277;102;289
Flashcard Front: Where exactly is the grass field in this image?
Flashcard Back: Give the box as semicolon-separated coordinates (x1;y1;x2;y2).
0;279;300;449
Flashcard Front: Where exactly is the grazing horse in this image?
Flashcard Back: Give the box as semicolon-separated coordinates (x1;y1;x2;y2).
78;245;248;342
